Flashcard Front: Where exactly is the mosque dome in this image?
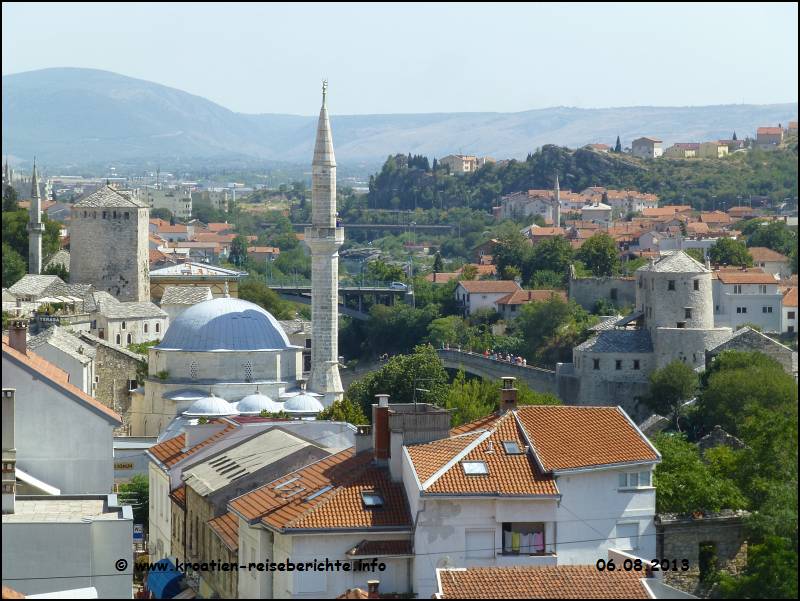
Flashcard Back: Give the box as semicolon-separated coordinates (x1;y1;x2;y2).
182;394;239;417
283;393;325;413
156;297;291;352
236;392;284;415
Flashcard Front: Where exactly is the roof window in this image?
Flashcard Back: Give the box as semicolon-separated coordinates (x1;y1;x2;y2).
462;461;489;475
502;441;522;455
361;491;384;508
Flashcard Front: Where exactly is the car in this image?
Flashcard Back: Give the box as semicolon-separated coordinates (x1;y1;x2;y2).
389;281;408;291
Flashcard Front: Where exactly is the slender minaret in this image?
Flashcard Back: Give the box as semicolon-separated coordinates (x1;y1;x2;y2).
553;172;561;228
27;161;44;274
306;80;344;406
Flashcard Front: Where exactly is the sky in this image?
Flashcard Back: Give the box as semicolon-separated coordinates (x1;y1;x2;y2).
2;2;798;116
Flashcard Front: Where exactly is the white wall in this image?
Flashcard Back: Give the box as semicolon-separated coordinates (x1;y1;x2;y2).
2;356;115;494
712;281;783;332
148;463;172;560
32;343;94;396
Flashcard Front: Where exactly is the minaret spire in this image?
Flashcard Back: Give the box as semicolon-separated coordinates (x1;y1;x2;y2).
553;171;561;229
306;81;344;406
27;159;44;274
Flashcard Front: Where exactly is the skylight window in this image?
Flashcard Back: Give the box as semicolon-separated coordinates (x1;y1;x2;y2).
502;441;522;455
305;485;333;502
361;491;384;508
273;477;299;490
462;461;489;475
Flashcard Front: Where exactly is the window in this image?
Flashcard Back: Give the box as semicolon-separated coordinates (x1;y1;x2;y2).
502;441;522;455
102;211;107;219
124;212;129;219
789;312;796;320
126;333;132;344
502;522;546;555
361;491;384;507
619;471;651;489
462;461;489;475
98;329;105;340
736;307;747;314
676;322;686;328
121;321;126;330
190;362;198;380
693;280;700;291
144;323;149;334
759;285;767;294
633;359;640;370
610;288;618;301
115;334;121;345
155;322;160;333
733;284;742;294
593;358;600;370
615;523;639;551
685;308;692;319
638;278;643;289
615;360;622;370
668;280;675;291
243;360;253;382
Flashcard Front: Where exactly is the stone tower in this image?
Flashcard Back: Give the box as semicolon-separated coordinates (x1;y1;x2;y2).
306;81;344;406
70;186;150;301
27;162;44;275
553;172;561;228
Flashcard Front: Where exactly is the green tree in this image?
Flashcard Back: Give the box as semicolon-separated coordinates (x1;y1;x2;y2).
652;433;747;514
645;361;699;429
576;232;619;276
493;230;530;278
746;221;797;256
229;235;249;266
117;474;149;527
42;262;69;281
717;536;798;600
432;251;444;273
317;397;368;424
459;264;478;280
238;278;295;319
685;247;705;264
2;242;26;287
346;345;449;419
708;237;753;267
150;207;173;221
526;236;573;284
614;135;622;153
2;183;18;211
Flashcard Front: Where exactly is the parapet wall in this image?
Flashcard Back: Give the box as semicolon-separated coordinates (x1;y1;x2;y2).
568;270;636;311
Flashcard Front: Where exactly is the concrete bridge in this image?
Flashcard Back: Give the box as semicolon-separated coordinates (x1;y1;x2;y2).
437;348;559;396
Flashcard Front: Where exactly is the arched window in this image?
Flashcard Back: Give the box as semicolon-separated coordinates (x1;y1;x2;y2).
155;322;160;333
126;333;132;344
115;334;121;345
121;321;126;330
144;323;149;334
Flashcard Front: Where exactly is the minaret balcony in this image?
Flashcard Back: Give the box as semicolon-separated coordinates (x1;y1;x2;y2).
26;222;45;232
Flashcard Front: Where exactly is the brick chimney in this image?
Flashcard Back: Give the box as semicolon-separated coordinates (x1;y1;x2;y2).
372;394;390;465
7;320;28;355
367;580;380;599
2;388;16;515
500;377;518;413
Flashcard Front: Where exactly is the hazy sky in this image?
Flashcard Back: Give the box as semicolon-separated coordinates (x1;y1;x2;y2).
3;2;797;115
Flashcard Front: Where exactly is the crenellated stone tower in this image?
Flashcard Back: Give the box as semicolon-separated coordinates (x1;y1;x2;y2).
306;81;344;406
27;161;44;274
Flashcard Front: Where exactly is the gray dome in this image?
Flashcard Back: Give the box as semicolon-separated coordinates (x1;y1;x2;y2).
236;393;284;415
283;393;324;413
157;297;291;351
182;394;239;417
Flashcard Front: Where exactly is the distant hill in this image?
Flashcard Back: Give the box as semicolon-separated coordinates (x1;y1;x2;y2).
2;68;797;169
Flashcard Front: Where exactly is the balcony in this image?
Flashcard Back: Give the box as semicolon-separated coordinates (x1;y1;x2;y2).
495;552;557;567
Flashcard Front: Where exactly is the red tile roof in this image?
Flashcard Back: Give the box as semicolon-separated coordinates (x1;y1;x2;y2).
170;484;186;508
715;271;777;285
757;127;783;135
207;222;233;232
495;289;567;306
148;421;238;468
782;286;797;308
530;227;566;237
2;338;122;425
748;247;788;263
208;512;239;552
229;450;412;532
346;539;413;557
457;280;520;294
426;272;460;283
436;565;650;599
158;224;189;234
700;211;732;225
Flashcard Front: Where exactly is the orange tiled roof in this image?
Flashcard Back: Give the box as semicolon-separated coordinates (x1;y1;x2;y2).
459;264;497;277
207;222;233;232
436;565;650;599
229;450;412;532
700;211;732;224
748;247;788;262
686;222;710;235
2;338;122;425
783;286;798;308
247;246;280;254
757;127;783;135
148;421;238;468
346;539;413;557
208;512;239;552
530;227;566;237
158;224;189;234
450;413;504;436
515;406;659;472
715;271;777;285
407;432;484;484
193;232;236;243
457;280;520;294
170;484;186;508
496;289;567;306
408;411;558;496
426;272;459;283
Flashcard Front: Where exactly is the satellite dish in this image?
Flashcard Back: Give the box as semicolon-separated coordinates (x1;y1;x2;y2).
436;556;454;570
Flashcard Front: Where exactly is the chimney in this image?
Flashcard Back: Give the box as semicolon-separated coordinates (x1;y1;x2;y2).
500;377;518;413
7;320;28;355
354;424;373;455
2;388;16;515
367;580;380;599
372;394;390;465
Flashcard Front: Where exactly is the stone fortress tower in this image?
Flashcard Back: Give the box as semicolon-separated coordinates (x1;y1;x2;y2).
305;81;345;406
70;186;150;302
27;161;44;275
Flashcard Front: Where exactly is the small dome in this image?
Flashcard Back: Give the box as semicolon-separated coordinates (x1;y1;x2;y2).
157;297;291;352
236;393;284;415
182;394;239;417
164;389;209;402
283;393;324;413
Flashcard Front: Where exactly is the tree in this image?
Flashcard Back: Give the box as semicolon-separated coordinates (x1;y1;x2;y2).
644;361;699;429
614;135;622;153
432;251;444;273
746;221;797;256
2;183;18;211
576;232;620;276
2;242;26;287
493;230;530;277
685;247;705;264
459;264;478;280
42;262;69;281
708;237;753;267
238;278;295;319
150;207;173;221
732;131;737;141
652;433;747;514
117;474;149;527
717;536;797;600
346;345;449;418
317;397;368;424
527;236;573;284
229;235;249;266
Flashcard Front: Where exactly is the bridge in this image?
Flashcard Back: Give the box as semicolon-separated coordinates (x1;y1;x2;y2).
437;348;559;396
291;222;454;234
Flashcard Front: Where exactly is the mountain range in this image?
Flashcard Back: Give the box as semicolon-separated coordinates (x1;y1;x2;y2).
2;68;797;170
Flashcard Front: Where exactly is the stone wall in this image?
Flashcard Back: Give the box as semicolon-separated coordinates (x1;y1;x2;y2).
656;512;749;596
438;349;558;396
706;327;797;376
569;271;636;312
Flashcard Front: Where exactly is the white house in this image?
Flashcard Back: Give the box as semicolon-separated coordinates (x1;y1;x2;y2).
748;247;791;279
631;137;663;159
712;270;783;332
580;202;613;225
455;280;521;316
27;326;96;396
89;291;168;346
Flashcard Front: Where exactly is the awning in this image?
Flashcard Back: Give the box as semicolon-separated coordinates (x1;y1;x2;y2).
147;559;183;599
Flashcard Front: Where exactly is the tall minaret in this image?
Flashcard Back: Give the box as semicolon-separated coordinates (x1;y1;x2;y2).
306;81;344;406
27;161;44;274
553;172;561;228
